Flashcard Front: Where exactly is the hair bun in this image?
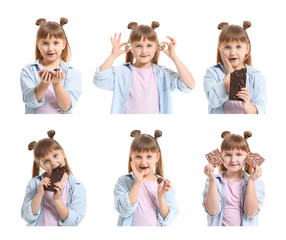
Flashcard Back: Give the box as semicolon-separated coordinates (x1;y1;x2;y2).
151;21;160;29
221;131;231;139
36;18;46;26
243;131;252;139
154;130;162;139
47;130;56;139
28;141;37;150
130;130;141;137
60;18;68;26
243;21;251;30
217;22;229;30
127;22;138;30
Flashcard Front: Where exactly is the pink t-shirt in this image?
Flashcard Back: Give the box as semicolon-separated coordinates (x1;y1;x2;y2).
133;180;160;226
222;174;243;226
223;100;247;114
124;66;160;114
35;63;61;114
38;180;68;226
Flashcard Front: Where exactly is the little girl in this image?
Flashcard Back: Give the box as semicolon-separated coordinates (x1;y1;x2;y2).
203;21;267;114
21;130;86;226
114;130;178;226
94;21;195;114
20;18;82;114
203;131;265;226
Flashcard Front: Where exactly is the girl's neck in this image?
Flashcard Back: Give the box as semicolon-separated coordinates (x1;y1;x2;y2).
41;58;61;71
133;61;153;69
224;170;244;182
143;173;157;181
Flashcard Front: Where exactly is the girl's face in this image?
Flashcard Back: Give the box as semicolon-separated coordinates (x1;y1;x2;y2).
38;149;66;176
130;150;160;177
219;41;249;70
221;149;247;173
37;35;66;65
131;37;157;68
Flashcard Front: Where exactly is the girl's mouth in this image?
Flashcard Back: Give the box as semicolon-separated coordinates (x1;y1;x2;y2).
140;166;149;170
229;57;237;61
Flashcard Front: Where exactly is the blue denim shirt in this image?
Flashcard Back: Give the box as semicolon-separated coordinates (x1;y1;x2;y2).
203;63;267;114
202;172;265;226
114;173;179;226
94;63;192;114
21;174;86;226
20;60;82;114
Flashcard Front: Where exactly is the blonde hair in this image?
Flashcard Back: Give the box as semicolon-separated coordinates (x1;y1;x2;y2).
219;131;253;174
125;21;160;65
128;130;164;177
35;18;71;62
28;130;72;177
217;21;252;66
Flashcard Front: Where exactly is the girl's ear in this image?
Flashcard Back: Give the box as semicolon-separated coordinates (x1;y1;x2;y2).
156;152;160;163
245;43;250;54
62;39;67;50
61;149;66;158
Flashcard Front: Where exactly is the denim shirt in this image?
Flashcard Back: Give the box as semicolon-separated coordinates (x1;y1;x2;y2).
114;173;179;226
94;63;192;114
203;63;267;114
20;60;82;114
21;174;86;226
202;172;265;226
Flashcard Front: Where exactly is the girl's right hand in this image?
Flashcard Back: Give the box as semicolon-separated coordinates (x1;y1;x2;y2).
110;33;128;58
38;177;51;196
38;70;53;84
204;163;216;180
219;48;234;74
130;160;144;184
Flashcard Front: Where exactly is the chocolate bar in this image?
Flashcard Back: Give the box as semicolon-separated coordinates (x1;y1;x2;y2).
157;178;163;184
44;166;67;192
205;149;223;168
245;152;265;168
229;68;247;101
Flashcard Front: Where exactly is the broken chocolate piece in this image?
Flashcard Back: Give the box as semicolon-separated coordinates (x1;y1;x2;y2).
44;165;67;192
53;68;61;74
229;68;247;101
205;149;223;168
157;178;163;184
125;43;131;51
246;152;265;168
159;43;167;50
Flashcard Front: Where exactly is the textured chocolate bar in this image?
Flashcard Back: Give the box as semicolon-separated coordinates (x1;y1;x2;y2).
229;68;247;101
45;166;67;192
157;178;163;184
246;153;265;168
205;149;223;167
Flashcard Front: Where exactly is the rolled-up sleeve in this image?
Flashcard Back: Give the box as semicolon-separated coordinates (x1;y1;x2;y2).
93;66;115;91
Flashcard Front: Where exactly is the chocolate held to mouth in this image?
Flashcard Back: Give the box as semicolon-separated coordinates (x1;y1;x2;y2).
44;165;67;192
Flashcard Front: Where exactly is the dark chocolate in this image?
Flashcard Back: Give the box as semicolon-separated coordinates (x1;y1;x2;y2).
205;149;223;168
44;165;67;192
229;68;247;101
157;178;163;184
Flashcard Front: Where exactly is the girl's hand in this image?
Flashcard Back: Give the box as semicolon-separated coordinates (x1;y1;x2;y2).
38;70;53;84
110;33;128;58
157;178;172;200
237;88;251;105
219;48;234;74
52;71;66;85
130;160;144;184
38;177;51;196
249;165;262;182
53;182;64;201
160;36;177;60
204;164;216;180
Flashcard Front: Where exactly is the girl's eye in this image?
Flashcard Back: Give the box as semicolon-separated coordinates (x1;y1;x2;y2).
147;155;152;159
147;44;153;48
135;156;141;159
53;154;58;158
236;45;242;49
135;45;142;48
223;46;230;49
43;159;50;164
41;42;48;45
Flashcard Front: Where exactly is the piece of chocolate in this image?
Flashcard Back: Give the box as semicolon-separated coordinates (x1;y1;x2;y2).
157;178;163;184
53;68;61;74
205;149;223;168
44;165;67;192
245;152;265;168
159;43;167;50
229;68;247;101
125;43;131;51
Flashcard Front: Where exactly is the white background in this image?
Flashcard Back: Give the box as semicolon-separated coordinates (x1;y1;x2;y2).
0;0;285;239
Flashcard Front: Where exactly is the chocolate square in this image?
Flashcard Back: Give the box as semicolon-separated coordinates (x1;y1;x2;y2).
157;178;163;184
245;153;265;168
44;166;67;192
229;68;247;101
205;149;223;168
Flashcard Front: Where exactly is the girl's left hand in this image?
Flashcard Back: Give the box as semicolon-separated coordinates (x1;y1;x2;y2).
52;71;66;85
237;88;251;104
249;165;262;182
157;178;172;199
53;182;64;201
160;36;177;59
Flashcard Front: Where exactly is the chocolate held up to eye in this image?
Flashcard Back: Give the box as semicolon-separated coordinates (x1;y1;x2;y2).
157;178;163;184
